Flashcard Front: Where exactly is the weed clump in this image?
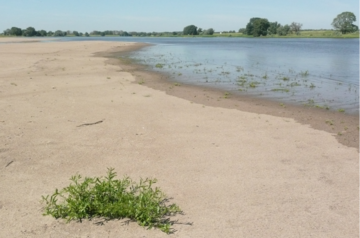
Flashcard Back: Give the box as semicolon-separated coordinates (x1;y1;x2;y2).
42;168;182;233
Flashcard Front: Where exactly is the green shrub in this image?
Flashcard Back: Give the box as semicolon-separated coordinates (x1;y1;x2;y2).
42;168;182;233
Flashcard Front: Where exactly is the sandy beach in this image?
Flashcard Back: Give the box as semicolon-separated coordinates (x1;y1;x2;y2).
0;39;358;237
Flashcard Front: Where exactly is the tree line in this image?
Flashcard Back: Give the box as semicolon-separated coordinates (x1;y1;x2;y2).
239;18;304;37
2;27;92;37
2;27;189;37
2;12;357;38
240;11;358;37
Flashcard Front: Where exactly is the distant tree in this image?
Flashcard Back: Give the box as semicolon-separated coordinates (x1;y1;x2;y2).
253;18;270;36
3;29;10;35
10;27;22;36
332;11;358;34
238;28;246;34
245;17;260;35
277;24;290;36
73;31;80;36
23;27;36;36
183;25;198;35
91;31;101;35
85;32;90;37
119;31;131;36
54;30;65;36
245;18;270;36
268;22;280;35
198;28;203;34
47;31;54;36
38;30;47;36
205;28;214;35
3;28;10;35
290;22;303;35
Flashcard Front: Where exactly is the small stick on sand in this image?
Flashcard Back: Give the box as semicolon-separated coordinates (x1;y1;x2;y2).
5;161;13;168
77;119;104;127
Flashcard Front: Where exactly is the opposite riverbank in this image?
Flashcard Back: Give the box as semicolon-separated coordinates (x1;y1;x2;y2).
0;39;358;237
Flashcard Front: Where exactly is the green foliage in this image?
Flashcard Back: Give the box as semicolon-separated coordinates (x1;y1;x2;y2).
246;18;270;36
268;22;280;35
155;63;164;68
245;18;260;35
23;27;36;36
332;12;358;34
290;22;303;35
277;24;290;36
10;27;22;36
54;30;65;37
205;28;214;35
183;25;198;35
42;168;182;234
38;30;47;36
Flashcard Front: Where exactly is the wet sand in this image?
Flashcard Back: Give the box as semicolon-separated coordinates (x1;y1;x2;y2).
0;39;358;237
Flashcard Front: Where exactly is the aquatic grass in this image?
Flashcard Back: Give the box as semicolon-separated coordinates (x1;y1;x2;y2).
249;81;259;88
289;82;301;87
300;70;309;77
272;88;290;92
41;168;182;234
155;63;164;68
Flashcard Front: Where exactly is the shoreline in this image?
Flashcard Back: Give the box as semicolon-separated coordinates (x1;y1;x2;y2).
101;43;359;149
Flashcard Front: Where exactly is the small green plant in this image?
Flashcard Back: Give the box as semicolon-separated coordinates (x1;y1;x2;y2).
338;108;345;113
282;77;290;81
272;88;289;92
249;81;260;88
223;92;230;98
41;168;182;234
155;63;164;68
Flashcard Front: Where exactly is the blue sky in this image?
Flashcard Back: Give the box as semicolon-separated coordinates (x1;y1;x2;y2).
1;0;359;32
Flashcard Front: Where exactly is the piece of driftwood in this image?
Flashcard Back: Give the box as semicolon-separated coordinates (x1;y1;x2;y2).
77;119;104;127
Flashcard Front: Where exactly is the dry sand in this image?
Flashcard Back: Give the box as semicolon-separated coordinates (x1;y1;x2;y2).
0;39;358;237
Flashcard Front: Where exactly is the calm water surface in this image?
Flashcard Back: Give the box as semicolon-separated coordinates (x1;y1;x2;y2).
62;37;359;114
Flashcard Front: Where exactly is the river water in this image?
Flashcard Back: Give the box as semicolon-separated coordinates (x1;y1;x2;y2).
61;37;359;114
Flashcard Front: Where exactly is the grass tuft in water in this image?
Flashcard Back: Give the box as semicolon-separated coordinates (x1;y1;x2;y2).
41;168;182;234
